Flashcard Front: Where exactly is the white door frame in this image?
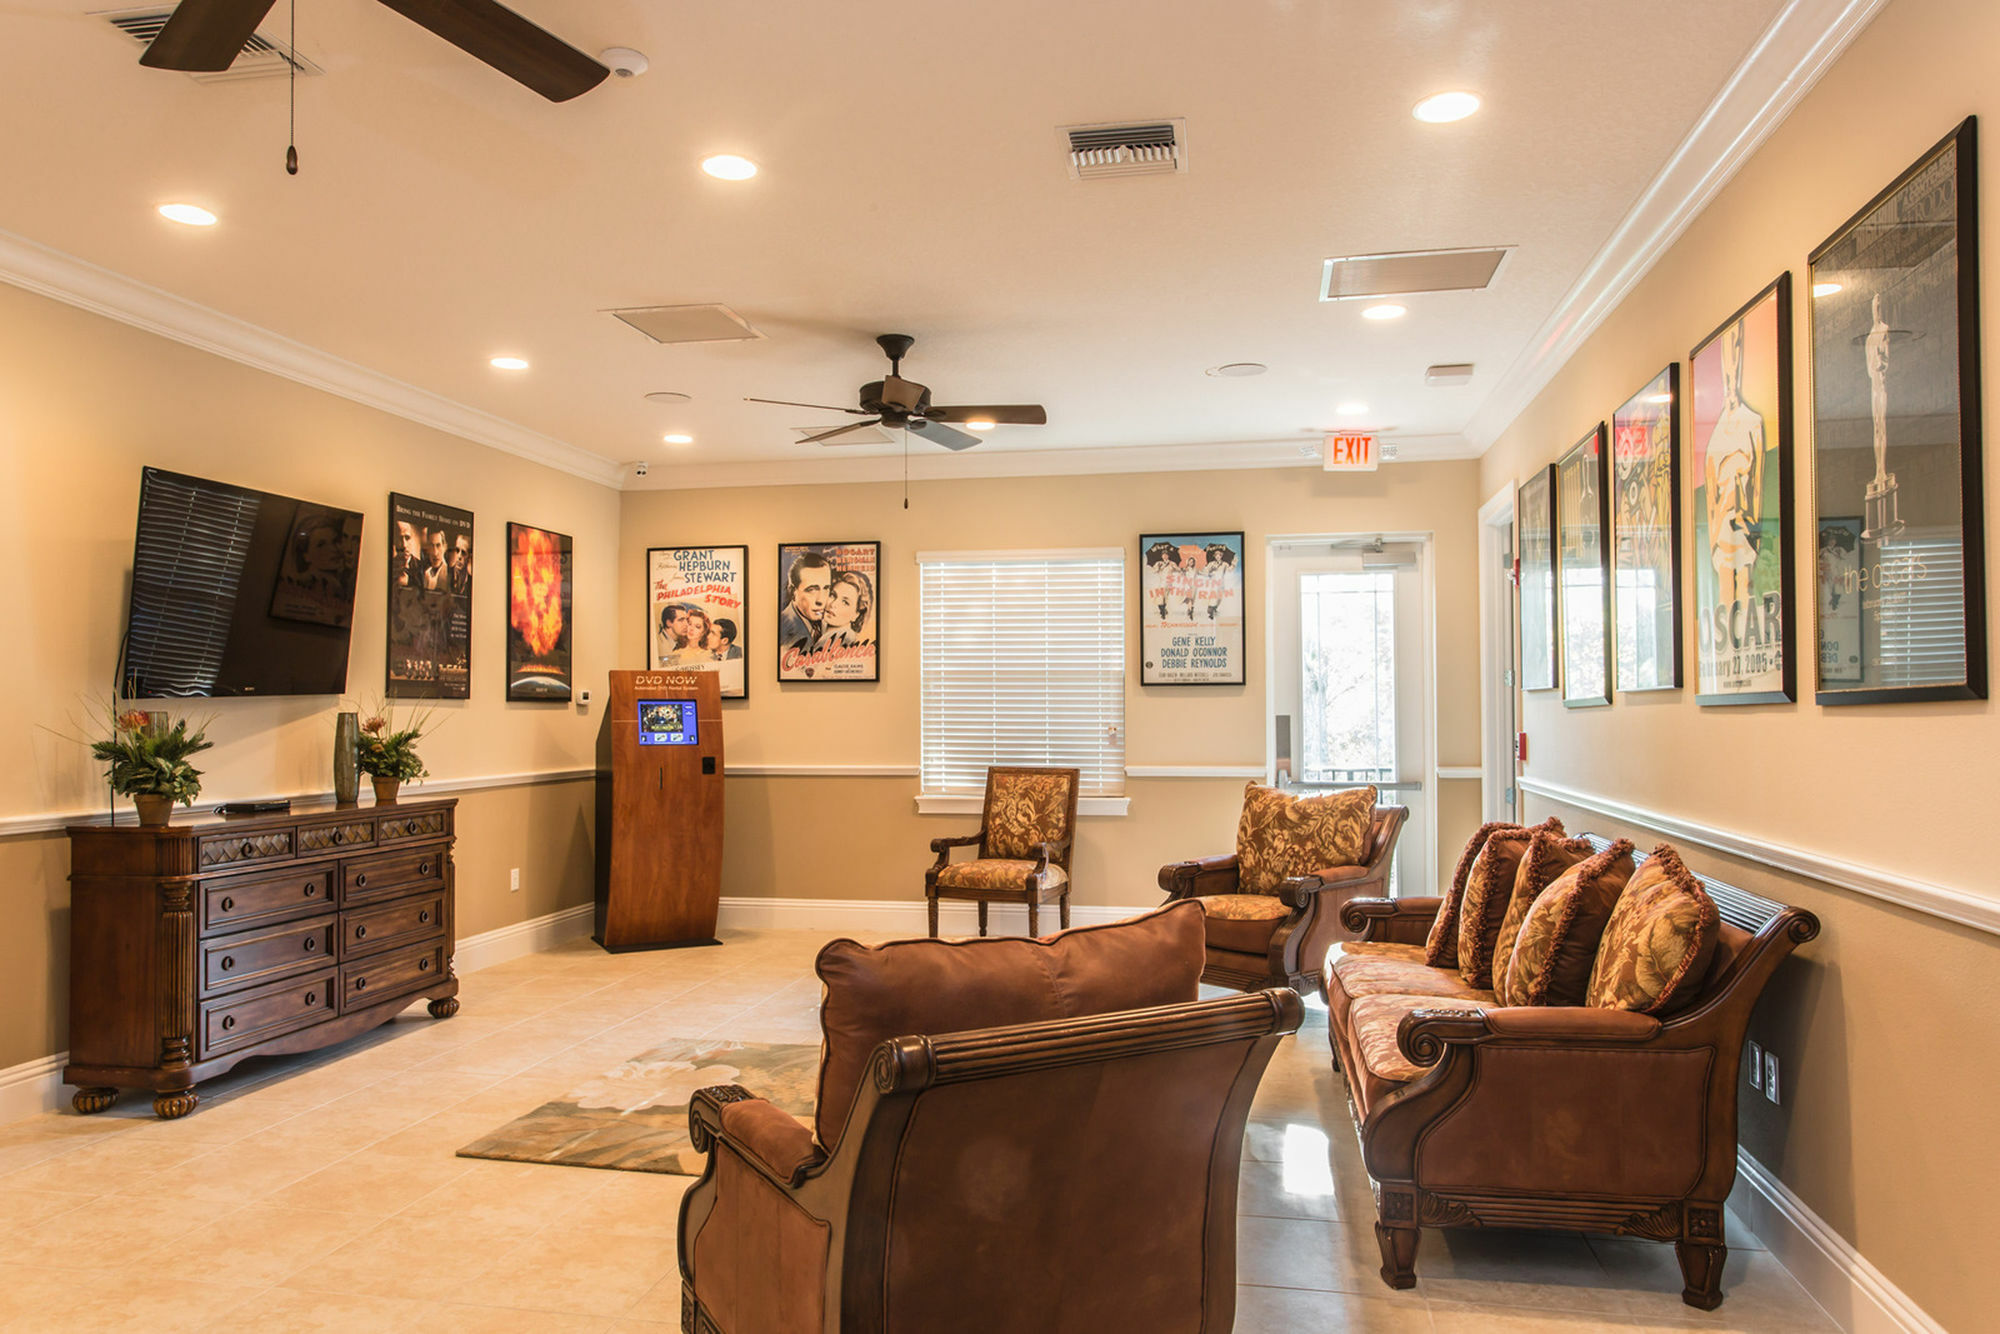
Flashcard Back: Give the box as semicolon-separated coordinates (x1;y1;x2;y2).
1477;485;1518;823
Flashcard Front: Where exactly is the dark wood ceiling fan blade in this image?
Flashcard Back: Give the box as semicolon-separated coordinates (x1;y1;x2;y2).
139;0;279;72
800;419;882;445
930;405;1048;425
373;0;609;101
745;397;872;415
909;419;983;451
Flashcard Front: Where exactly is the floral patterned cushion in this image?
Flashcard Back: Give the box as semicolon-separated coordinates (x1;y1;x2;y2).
1323;942;1488;1030
1194;894;1291;953
1586;846;1720;1014
1501;840;1636;1006
1234;782;1376;895
1349;992;1488;1085
935;859;1069;892
1491;829;1594;995
1454;818;1565;989
984;769;1077;860
1425;821;1513;968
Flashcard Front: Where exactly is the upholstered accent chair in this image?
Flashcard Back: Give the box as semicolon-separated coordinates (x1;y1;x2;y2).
925;766;1080;937
676;902;1303;1334
1160;803;1407;992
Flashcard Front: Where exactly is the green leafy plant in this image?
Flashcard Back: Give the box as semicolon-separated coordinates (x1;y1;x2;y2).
356;701;435;782
90;705;213;806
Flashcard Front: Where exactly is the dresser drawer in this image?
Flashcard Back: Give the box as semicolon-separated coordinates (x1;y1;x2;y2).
197;828;297;871
377;808;451;843
339;941;446;1013
341;890;447;961
201;863;334;935
201;915;337;995
340;846;447;907
200;968;336;1058
297;819;375;855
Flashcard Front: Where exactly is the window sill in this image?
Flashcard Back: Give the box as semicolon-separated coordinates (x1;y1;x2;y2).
914;794;1131;818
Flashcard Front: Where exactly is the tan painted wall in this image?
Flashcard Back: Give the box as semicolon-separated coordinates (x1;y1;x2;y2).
0;281;615;1072
1477;0;2000;1324
620;463;1488;906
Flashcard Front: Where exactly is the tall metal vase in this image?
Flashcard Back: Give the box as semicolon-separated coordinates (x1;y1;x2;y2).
333;711;361;805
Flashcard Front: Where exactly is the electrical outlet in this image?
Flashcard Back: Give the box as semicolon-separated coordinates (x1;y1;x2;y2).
509;868;521;893
1747;1041;1763;1090
1763;1051;1781;1104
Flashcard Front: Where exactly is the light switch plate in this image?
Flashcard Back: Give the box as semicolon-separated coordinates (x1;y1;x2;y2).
1763;1051;1781;1104
1747;1041;1763;1090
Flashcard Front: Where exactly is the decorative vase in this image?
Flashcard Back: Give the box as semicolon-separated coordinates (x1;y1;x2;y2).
372;776;401;804
133;794;173;827
333;712;360;805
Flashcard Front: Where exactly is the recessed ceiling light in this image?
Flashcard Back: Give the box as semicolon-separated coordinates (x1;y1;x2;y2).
701;154;758;181
1413;91;1481;124
662;433;694;445
1336;402;1369;416
964;419;997;431
157;203;217;227
1361;303;1407;321
489;355;529;371
1207;362;1268;377
1812;281;1843;298
1643;392;1674;405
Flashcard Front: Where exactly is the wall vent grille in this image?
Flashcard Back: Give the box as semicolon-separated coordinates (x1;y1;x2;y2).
1063;119;1186;180
100;8;323;81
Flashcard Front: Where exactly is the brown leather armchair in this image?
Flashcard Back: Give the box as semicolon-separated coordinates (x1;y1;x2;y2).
1159;804;1406;992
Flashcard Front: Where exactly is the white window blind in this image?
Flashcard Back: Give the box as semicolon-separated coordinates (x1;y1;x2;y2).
918;550;1126;797
1873;535;1968;687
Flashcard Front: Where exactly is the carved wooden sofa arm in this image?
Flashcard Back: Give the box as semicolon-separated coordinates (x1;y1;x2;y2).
1340;895;1442;946
1158;853;1241;900
689;1084;823;1186
1398;1005;1663;1066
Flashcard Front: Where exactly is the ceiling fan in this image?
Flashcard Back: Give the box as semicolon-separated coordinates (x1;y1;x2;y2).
137;0;609;102
747;334;1048;451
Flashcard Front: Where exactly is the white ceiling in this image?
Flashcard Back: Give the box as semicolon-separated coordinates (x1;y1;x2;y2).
0;0;1794;483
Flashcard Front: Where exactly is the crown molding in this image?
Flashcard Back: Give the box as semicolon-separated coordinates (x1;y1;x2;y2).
1461;0;1889;453
0;227;624;490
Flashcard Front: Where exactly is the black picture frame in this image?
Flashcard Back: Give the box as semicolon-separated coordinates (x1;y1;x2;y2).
1609;366;1683;692
1518;465;1559;692
1138;531;1247;686
1689;273;1797;706
1807;116;1986;705
776;540;881;682
1557;425;1612;709
505;521;573;702
646;545;750;699
386;492;473;700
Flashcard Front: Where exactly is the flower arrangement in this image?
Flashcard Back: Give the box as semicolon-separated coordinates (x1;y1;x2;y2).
355;702;435;783
90;705;212;808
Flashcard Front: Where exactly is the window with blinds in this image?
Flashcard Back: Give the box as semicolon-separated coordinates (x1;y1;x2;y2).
918;549;1126;797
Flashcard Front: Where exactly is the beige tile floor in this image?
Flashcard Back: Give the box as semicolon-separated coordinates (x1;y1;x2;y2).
0;929;1838;1332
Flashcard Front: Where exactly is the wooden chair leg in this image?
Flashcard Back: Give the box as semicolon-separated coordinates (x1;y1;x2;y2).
977;901;989;937
1373;1221;1418;1290
1676;1240;1727;1310
1027;900;1040;937
1059;892;1070;930
927;893;939;939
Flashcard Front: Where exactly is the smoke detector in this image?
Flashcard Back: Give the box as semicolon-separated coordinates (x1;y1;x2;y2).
600;47;648;78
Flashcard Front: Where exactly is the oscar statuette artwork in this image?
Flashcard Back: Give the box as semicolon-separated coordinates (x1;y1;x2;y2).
507;522;573;701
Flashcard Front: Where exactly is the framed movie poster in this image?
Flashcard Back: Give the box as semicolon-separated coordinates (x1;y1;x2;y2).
387;493;472;699
1808;117;1986;704
1139;532;1246;685
1557;426;1611;708
647;546;748;699
506;522;572;701
776;541;879;681
1518;465;1558;692
1690;274;1796;705
1610;367;1682;691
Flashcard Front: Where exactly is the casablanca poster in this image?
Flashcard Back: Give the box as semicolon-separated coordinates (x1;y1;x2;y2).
387;493;472;699
1690;274;1795;705
506;522;573;701
1139;532;1245;685
647;546;748;698
776;541;879;682
1609;366;1682;691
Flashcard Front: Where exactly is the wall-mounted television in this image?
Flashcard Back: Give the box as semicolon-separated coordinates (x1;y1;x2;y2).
120;467;364;698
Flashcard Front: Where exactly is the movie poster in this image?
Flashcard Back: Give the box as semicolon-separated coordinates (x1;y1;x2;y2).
1610;367;1681;691
1690;274;1794;705
776;541;878;682
387;493;472;698
271;504;363;629
506;522;572;701
1518;466;1558;691
1557;427;1611;708
647;546;748;698
1138;532;1245;685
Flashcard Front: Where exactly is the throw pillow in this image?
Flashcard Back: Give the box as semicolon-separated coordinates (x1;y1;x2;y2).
1586;845;1721;1015
1455;817;1565;989
1502;839;1636;1006
1234;782;1376;895
1492;829;1596;993
1425;820;1513;968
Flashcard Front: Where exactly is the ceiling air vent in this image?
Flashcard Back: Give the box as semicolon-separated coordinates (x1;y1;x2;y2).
792;424;893;447
606;304;763;345
100;8;322;81
1062;119;1186;180
1319;247;1511;302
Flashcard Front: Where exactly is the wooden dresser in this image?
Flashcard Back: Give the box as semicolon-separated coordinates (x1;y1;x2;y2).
64;796;461;1118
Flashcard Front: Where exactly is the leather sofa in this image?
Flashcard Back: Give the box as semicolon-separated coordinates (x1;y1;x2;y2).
1321;836;1819;1310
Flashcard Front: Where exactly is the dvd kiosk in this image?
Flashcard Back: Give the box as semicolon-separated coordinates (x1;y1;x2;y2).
594;670;725;950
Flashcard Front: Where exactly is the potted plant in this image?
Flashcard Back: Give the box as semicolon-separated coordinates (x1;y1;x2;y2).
356;702;434;803
90;706;213;827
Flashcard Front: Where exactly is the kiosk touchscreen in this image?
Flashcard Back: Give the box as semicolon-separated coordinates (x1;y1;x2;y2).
594;670;724;951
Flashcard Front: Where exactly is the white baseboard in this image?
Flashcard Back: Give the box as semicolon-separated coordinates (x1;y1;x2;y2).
0;1053;68;1124
717;895;1138;937
1732;1151;1944;1334
453;903;596;972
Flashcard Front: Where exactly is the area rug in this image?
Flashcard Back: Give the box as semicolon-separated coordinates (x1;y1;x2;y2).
457;1038;819;1175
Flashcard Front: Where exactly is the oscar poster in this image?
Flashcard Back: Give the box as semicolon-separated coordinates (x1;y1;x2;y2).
506;522;572;701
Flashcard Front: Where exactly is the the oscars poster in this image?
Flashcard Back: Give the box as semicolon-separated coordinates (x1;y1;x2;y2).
776;541;879;682
1689;274;1795;705
506;522;572;701
1139;532;1245;685
647;545;748;698
386;493;472;699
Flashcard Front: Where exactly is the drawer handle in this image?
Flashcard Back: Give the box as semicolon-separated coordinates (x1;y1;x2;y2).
355;874;368;887
419;861;432;876
332;829;344;845
304;883;318;898
220;956;235;971
305;991;317;1006
221;1016;236;1031
418;910;431;925
219;896;235;912
240;840;255;857
355;925;368;940
355;977;367;990
419;958;432;972
304;938;317;952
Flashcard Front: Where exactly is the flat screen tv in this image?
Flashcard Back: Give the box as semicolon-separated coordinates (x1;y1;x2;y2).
120;467;364;698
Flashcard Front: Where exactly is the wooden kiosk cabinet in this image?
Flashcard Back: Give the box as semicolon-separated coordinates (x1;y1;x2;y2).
594;670;724;951
64;796;461;1118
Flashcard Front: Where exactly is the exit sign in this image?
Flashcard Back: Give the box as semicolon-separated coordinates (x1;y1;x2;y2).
1323;432;1378;471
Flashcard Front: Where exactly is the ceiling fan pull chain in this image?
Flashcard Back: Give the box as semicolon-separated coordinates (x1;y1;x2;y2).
903;431;910;509
284;0;299;175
